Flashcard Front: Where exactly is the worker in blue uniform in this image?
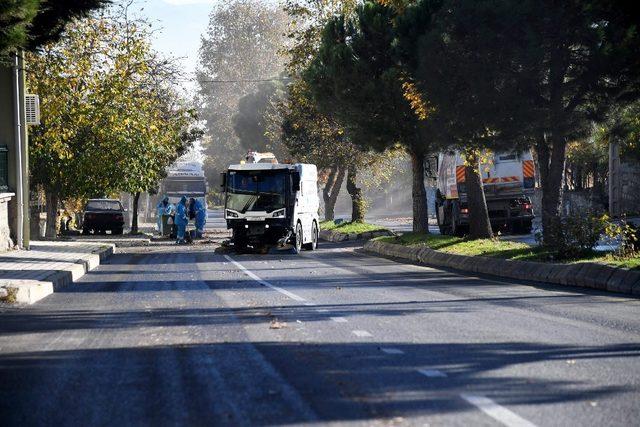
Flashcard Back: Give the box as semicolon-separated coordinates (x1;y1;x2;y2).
175;196;189;244
194;198;207;238
156;196;169;235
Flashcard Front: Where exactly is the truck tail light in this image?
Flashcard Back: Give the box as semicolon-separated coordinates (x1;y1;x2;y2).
522;203;532;211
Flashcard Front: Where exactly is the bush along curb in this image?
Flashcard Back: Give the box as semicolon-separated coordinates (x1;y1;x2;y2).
363;240;640;296
319;229;395;243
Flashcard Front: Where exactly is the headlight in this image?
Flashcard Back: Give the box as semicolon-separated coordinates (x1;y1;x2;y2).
226;210;238;218
272;209;285;218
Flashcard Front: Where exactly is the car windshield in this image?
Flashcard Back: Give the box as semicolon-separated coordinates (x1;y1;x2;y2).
86;200;122;211
226;171;287;213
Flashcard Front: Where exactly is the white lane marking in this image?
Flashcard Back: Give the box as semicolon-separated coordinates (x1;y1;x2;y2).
381;348;404;355
460;393;537;427
224;255;307;303
316;309;329;313
303;301;316;306
352;330;373;337
330;317;348;323
418;369;447;378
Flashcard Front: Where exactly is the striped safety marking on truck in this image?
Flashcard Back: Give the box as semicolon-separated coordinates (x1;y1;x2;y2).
456;165;466;182
500;176;520;182
482;177;500;183
522;160;535;178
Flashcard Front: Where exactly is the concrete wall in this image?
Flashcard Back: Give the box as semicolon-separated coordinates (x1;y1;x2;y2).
0;194;14;249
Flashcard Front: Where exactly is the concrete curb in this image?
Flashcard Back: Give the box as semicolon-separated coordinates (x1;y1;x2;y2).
2;244;115;304
363;239;640;296
320;229;395;243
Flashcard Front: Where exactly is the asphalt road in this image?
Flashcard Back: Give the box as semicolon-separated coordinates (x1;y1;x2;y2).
1;241;639;426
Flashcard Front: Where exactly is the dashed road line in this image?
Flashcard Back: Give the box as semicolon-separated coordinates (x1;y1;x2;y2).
224;255;308;303
460;393;537;427
330;317;348;323
380;348;404;355
417;369;447;378
352;330;373;338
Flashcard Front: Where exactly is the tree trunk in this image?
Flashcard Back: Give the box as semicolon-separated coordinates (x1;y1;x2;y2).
464;150;493;239
323;167;337;208
322;166;345;221
410;150;429;233
45;191;58;239
346;166;365;222
324;167;346;221
537;134;566;247
131;192;140;234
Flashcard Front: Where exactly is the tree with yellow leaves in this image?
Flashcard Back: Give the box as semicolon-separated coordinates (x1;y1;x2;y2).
28;5;200;237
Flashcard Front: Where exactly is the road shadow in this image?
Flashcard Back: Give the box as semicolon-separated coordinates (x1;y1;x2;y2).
0;340;634;426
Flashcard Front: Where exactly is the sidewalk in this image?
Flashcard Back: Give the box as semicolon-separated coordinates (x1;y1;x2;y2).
0;241;115;304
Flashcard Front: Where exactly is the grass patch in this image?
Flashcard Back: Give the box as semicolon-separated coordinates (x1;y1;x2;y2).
320;220;388;234
376;232;640;270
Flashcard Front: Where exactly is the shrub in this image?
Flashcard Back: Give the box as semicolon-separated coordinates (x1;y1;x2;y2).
537;211;605;259
603;215;639;259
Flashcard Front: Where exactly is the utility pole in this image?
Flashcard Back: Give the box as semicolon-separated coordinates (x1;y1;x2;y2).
11;52;25;249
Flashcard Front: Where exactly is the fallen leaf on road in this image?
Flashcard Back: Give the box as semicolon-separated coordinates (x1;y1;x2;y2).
270;319;287;329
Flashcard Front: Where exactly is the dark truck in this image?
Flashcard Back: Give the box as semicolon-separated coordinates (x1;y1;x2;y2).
82;199;125;235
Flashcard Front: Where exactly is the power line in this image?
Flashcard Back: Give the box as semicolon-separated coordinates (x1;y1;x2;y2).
195;77;292;84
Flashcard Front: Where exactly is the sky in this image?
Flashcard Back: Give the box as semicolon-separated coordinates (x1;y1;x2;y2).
131;0;220;92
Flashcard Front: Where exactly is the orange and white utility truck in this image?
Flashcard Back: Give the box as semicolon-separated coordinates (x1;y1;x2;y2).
435;150;536;235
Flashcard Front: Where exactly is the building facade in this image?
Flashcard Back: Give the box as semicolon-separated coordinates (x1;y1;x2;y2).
0;52;31;250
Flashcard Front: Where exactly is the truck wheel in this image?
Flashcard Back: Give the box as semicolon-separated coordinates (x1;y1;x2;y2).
113;228;123;235
516;220;533;234
293;222;303;254
304;221;318;251
435;203;446;235
234;238;248;253
449;208;458;236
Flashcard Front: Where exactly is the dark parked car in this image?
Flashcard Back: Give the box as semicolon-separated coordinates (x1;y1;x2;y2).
82;199;125;235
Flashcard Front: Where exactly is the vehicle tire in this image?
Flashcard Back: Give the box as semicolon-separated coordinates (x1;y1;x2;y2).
113;228;123;235
435;202;446;235
304;221;318;251
234;240;248;253
517;220;533;235
82;227;91;235
454;224;468;237
98;229;107;235
449;207;458;236
293;222;303;254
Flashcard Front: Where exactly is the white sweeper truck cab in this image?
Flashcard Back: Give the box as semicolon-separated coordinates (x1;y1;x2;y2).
435;150;536;235
222;152;320;253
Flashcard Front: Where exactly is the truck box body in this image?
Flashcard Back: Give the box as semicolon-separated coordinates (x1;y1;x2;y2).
436;150;535;235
